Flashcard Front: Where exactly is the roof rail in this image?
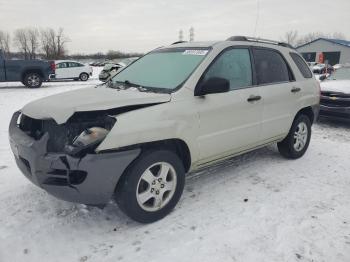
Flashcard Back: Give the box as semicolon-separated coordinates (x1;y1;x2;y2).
226;36;294;49
171;41;187;45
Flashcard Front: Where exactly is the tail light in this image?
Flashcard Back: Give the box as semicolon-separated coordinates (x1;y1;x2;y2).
50;61;56;73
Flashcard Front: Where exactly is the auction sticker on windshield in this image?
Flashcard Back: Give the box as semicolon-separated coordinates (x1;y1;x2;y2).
183;50;208;56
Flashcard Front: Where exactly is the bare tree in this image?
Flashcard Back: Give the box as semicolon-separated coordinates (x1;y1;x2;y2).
331;32;346;40
0;30;11;58
40;27;69;59
14;28;29;59
27;28;39;59
294;31;348;46
282;30;298;47
40;29;50;59
56;28;69;58
40;28;55;59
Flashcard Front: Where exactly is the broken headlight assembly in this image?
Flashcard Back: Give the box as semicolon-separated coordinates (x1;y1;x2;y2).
64;127;109;156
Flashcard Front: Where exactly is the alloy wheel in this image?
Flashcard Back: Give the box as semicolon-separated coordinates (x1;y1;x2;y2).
136;162;177;212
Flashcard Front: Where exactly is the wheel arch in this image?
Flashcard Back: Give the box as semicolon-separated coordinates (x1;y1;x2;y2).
138;138;192;173
295;106;315;124
114;138;191;205
21;69;44;81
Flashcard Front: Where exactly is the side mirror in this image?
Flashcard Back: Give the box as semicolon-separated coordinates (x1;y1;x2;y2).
195;77;230;96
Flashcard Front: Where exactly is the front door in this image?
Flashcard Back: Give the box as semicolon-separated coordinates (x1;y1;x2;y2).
195;48;263;164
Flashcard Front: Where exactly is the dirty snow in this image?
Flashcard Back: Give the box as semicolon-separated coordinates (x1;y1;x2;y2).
0;70;350;262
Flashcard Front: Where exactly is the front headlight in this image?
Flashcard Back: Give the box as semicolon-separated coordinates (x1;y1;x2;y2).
64;127;109;156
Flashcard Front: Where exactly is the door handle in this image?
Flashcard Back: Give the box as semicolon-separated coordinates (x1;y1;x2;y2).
247;95;262;102
291;87;301;93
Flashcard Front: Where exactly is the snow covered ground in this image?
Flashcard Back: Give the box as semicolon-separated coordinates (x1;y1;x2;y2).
0;72;350;262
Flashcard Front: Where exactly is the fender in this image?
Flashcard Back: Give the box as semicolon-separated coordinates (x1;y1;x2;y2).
97;98;201;164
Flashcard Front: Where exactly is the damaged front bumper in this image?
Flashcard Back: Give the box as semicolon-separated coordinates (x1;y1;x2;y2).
9;111;141;206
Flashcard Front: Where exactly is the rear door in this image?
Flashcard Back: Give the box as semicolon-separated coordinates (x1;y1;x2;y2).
55;62;69;79
196;47;263;163
252;48;298;141
68;62;82;78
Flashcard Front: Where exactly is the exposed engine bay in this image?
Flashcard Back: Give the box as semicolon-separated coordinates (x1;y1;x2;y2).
18;104;156;156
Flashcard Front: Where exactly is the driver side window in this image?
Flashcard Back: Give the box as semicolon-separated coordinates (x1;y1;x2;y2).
203;48;252;90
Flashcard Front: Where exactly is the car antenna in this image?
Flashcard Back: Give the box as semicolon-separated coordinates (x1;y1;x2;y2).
253;0;260;39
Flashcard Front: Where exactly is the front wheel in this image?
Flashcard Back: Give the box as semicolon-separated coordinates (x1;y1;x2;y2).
23;73;43;88
278;114;311;159
79;73;89;81
115;150;185;223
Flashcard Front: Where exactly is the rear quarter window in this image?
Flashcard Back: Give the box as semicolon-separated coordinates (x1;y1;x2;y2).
290;53;313;78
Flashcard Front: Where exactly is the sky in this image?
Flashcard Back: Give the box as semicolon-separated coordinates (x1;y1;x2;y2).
0;0;349;54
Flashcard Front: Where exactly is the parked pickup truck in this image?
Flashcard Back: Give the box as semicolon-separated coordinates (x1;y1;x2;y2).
0;49;55;88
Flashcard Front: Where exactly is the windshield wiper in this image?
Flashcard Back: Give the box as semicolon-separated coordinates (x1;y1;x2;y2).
116;80;156;92
107;80;168;93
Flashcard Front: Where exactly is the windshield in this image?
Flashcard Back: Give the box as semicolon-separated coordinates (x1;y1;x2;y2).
110;48;210;92
329;68;350;80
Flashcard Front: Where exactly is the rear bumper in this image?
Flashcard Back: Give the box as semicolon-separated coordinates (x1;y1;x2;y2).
9;111;141;206
49;74;56;80
319;104;350;121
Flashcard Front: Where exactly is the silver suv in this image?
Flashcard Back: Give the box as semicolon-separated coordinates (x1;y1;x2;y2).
9;36;320;223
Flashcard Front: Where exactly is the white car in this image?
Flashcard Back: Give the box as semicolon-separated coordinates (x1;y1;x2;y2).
53;60;93;81
9;36;320;223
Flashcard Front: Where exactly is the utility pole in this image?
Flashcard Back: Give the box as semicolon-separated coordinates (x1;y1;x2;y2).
179;29;184;41
189;27;194;42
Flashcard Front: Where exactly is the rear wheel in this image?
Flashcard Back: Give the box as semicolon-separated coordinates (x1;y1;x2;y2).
79;73;89;81
23;73;42;88
115;150;185;223
278;114;311;159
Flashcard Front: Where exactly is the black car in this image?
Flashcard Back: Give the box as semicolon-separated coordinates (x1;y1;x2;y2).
320;67;350;121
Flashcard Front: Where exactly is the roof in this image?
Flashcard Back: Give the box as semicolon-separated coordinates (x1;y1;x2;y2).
297;38;350;49
169;41;220;48
167;38;293;50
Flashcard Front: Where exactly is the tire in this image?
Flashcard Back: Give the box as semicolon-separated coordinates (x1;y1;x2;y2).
115;150;185;223
79;73;89;81
23;73;43;88
277;114;311;159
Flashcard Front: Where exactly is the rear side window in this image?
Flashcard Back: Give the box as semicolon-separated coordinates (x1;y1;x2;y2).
290;53;313;78
253;48;292;85
68;62;82;67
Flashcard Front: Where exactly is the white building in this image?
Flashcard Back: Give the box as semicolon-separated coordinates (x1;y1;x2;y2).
296;38;350;65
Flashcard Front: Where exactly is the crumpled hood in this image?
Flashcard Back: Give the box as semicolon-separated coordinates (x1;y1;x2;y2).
22;87;171;124
320;80;350;94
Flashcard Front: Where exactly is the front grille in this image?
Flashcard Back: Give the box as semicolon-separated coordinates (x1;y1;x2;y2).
321;92;350;107
19;115;75;152
321;98;350;107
